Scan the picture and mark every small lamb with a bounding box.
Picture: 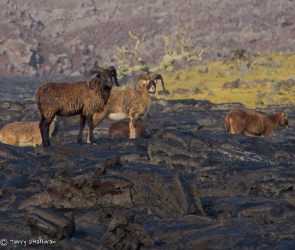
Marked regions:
[107,118,148,138]
[224,108,288,137]
[0,117,57,147]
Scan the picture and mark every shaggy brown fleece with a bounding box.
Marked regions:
[108,118,148,138]
[224,108,288,137]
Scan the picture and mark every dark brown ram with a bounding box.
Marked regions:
[35,66,119,146]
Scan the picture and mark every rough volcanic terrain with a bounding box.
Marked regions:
[2,1,295,248]
[1,77,295,249]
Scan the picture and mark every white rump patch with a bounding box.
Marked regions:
[108,112,128,121]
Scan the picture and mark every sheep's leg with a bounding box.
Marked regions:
[44,119,54,146]
[87,112,105,143]
[77,115,86,144]
[231,124,246,134]
[86,115,95,144]
[243,131,258,137]
[129,111,139,139]
[228,117,248,135]
[261,127,273,137]
[129,119,136,139]
[39,116,46,144]
[39,116,51,147]
[1,133,18,146]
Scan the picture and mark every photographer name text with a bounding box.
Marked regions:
[0,238,56,247]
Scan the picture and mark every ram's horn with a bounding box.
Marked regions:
[86,67,106,86]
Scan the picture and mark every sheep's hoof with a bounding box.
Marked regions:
[90,139,97,145]
[83,141,97,146]
[35,145,48,155]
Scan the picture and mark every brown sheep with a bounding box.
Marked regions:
[0,117,57,147]
[87,74,167,141]
[224,108,288,137]
[35,66,119,146]
[107,118,149,138]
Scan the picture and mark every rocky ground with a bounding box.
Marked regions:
[1,78,295,249]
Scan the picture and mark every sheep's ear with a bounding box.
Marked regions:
[135,80,147,90]
[139,80,148,86]
[281,112,286,116]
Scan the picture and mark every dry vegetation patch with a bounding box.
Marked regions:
[157,53,295,109]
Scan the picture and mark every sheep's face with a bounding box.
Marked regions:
[279,112,288,128]
[102,71,114,89]
[146,81,156,97]
[107,66,119,87]
[86,66,119,87]
[102,68,119,88]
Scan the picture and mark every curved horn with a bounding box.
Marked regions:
[134,74,150,90]
[152,74,167,91]
[86,67,105,86]
[107,66,120,86]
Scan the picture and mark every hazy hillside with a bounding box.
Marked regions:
[0,0,295,77]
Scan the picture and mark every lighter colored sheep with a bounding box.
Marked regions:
[0,117,57,147]
[87,74,166,141]
[224,108,288,137]
[35,66,119,146]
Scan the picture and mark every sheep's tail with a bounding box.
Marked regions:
[34,89,42,116]
[224,116,230,133]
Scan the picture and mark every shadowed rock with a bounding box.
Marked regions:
[25,206,75,240]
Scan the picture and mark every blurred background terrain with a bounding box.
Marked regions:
[1,0,295,108]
